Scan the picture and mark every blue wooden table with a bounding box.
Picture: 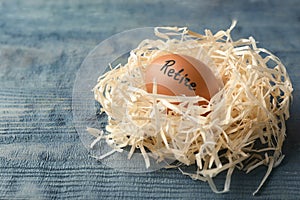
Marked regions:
[0,0,299,199]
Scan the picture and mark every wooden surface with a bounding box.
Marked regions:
[0,0,299,199]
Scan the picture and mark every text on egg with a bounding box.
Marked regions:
[160,60,197,91]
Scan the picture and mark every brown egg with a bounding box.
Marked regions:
[144,54,222,101]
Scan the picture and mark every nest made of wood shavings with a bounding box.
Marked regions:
[89,22,293,195]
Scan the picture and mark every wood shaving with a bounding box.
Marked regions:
[89,21,293,195]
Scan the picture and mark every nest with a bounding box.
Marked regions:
[89,21,293,195]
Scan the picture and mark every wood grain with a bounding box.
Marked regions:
[0,0,299,199]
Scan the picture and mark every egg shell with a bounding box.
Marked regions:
[144,54,222,100]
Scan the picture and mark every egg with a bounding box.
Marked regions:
[144,54,222,101]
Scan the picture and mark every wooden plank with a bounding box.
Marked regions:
[0,0,299,199]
